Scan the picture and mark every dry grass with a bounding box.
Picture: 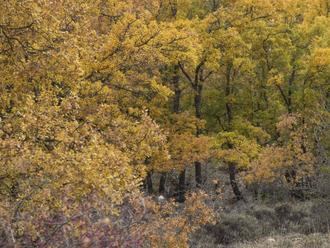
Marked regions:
[232,233,330,248]
[191,199,330,247]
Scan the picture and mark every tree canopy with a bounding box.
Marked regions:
[0,0,329,247]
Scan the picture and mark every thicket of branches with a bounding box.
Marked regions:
[0,0,329,247]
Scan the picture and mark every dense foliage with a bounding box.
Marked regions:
[0,0,329,247]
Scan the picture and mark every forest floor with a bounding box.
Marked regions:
[181,164,330,248]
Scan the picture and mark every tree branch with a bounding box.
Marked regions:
[178,62,194,86]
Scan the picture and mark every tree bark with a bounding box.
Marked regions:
[195,161,202,187]
[177,169,186,202]
[194,86,203,119]
[145,171,153,194]
[159,173,166,195]
[228,163,243,200]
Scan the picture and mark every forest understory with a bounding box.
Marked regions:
[185,165,330,247]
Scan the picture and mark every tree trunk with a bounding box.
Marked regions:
[145,171,153,194]
[195,161,202,188]
[225,65,243,200]
[194,86,202,119]
[178,62,206,189]
[172,65,189,198]
[159,173,166,195]
[287,68,295,114]
[228,163,243,200]
[177,169,186,202]
[194,85,203,187]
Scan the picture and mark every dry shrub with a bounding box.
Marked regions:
[0,191,215,248]
[207,214,261,244]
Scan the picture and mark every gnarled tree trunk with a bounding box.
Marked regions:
[228,163,243,200]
